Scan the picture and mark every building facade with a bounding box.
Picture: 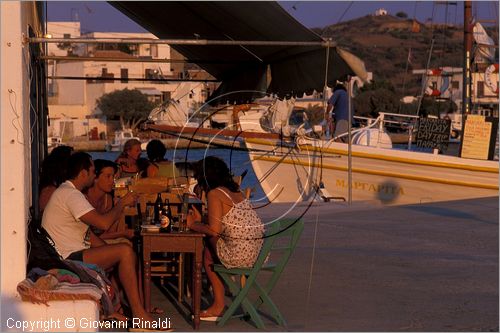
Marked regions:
[46,22,215,140]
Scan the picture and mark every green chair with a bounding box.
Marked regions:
[213,218,304,329]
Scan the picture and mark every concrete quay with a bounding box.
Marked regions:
[135,196,498,331]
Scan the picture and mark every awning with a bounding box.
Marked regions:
[110,1,367,104]
[137,87,162,96]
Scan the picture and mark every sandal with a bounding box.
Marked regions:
[199,308,224,322]
[149,306,164,315]
[104,311,129,322]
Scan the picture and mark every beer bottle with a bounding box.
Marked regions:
[160,199,172,233]
[153,193,163,224]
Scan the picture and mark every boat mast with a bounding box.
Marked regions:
[462,1,473,117]
[459,1,473,155]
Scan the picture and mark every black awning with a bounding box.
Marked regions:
[111,1,367,104]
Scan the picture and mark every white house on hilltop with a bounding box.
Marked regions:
[374,8,388,16]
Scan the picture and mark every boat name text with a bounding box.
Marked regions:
[335,179,405,195]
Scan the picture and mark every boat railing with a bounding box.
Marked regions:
[335,112,420,149]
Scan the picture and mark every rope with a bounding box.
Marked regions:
[304,203,320,330]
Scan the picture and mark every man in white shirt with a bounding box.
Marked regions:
[42,152,156,324]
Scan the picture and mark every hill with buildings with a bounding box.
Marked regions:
[312,14,495,96]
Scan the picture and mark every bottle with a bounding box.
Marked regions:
[160,200,172,233]
[153,193,163,225]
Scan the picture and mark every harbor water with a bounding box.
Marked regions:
[90,148,267,200]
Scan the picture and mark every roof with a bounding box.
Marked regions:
[110,1,367,104]
[93,50,134,58]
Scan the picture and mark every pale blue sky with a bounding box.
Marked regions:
[47,1,498,34]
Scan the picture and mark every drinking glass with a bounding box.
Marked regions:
[178,213,186,232]
[145,204,155,225]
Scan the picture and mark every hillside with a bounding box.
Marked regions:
[312,14,497,96]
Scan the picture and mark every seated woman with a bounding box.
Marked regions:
[85,159,134,244]
[115,138,142,178]
[39,145,74,212]
[85,159,165,317]
[186,156,265,321]
[145,139,180,178]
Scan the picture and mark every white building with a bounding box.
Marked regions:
[46,22,215,140]
[374,9,388,16]
[413,66,499,117]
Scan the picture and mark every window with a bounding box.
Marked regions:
[162,91,171,102]
[477,81,485,97]
[145,69,154,79]
[120,68,128,83]
[150,44,158,57]
[451,81,459,89]
[101,68,114,83]
[63,33,71,39]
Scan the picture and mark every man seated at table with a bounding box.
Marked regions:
[42,152,164,328]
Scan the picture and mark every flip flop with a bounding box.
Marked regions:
[198,309,224,322]
[149,306,164,315]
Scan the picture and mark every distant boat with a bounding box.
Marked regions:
[105,129,140,152]
[47,136,63,152]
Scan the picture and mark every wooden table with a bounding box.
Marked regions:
[141,230,205,329]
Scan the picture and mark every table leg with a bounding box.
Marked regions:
[193,246,202,329]
[143,249,151,313]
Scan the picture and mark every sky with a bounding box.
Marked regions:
[46,1,499,34]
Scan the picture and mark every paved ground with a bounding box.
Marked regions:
[147,196,498,332]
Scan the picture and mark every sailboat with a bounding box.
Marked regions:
[145,1,498,206]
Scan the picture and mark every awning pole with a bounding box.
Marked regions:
[28,37,337,47]
[41,55,247,64]
[319,39,331,187]
[347,76,353,205]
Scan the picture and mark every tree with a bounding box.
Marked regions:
[396,11,408,18]
[354,87,399,118]
[96,88,157,131]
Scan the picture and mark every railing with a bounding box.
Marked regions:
[334,112,420,149]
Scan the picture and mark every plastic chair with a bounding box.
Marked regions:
[213,218,304,328]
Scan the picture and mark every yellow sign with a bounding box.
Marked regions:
[461,115,492,160]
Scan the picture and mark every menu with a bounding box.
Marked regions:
[460,115,498,160]
[415,118,451,152]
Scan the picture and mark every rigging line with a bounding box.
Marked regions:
[438,2,450,68]
[256,146,295,183]
[398,50,411,114]
[416,39,435,116]
[429,2,436,41]
[304,200,320,330]
[223,34,263,63]
[336,1,354,25]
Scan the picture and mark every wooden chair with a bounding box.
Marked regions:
[213,218,304,328]
[135,189,185,302]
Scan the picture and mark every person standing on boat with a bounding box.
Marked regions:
[145,139,181,178]
[326,83,351,142]
[115,139,142,178]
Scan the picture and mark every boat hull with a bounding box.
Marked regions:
[245,138,498,205]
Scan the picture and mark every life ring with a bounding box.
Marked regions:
[424,68,450,97]
[427,68,442,76]
[484,63,499,95]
